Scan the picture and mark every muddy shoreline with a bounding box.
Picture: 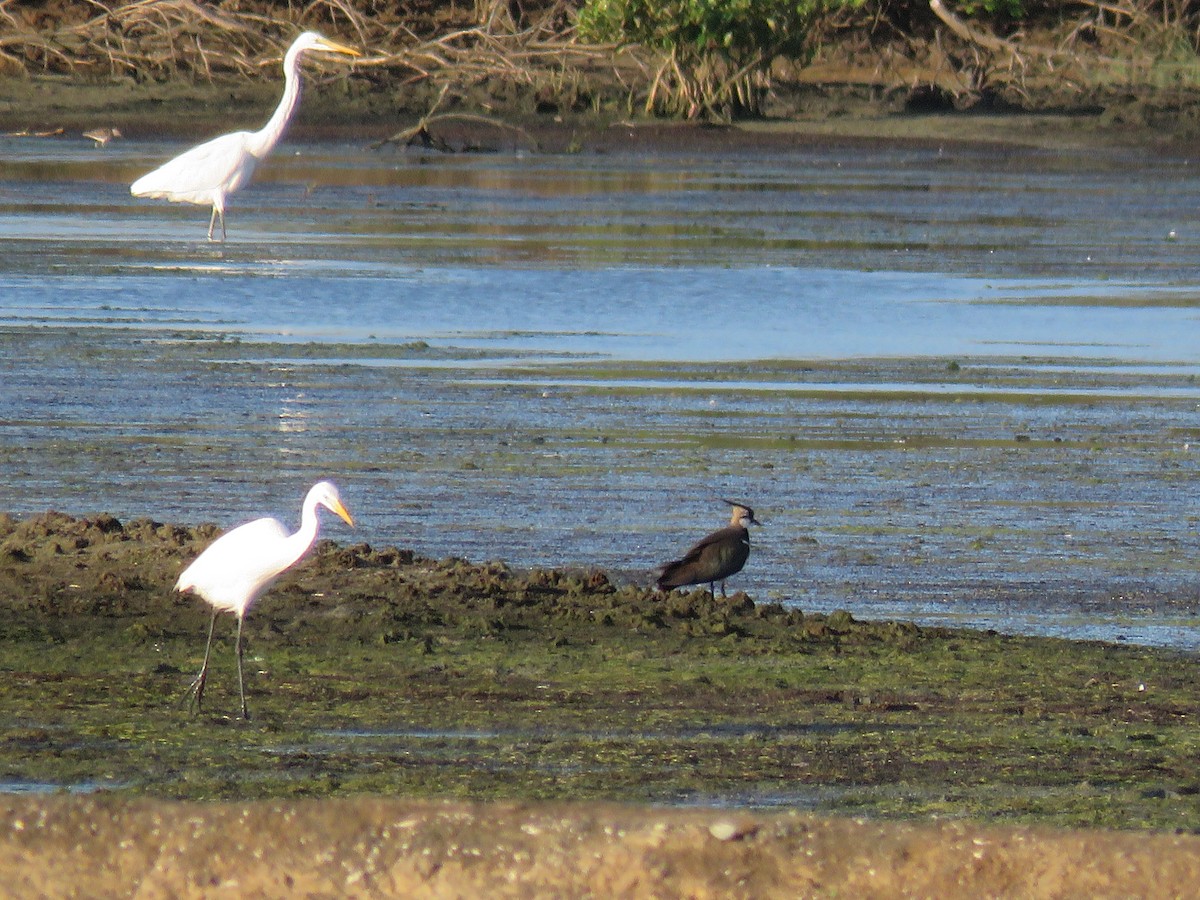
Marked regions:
[2,509,1200,892]
[4,72,1199,155]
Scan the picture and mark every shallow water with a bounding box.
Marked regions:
[2,130,1200,649]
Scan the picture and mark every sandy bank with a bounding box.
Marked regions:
[4,794,1200,898]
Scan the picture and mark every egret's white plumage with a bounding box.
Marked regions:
[130,31,360,241]
[176,480,354,718]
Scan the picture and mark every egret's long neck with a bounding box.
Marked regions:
[281,494,323,569]
[247,46,303,159]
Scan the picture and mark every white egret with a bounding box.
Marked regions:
[176,480,354,719]
[656,500,761,598]
[130,31,361,241]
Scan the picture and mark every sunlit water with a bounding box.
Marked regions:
[2,129,1200,650]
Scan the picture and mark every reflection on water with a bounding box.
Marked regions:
[0,779,126,795]
[1,133,1199,649]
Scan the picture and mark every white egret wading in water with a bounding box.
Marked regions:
[130,31,360,241]
[175,480,354,719]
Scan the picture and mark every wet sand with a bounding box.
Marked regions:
[4,794,1200,898]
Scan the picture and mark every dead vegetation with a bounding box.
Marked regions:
[1,0,1200,122]
[0,0,629,114]
[865,0,1200,112]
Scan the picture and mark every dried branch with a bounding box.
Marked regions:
[929,0,1016,53]
[370,81,540,151]
[931,0,1071,62]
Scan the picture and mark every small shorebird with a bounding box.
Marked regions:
[175,480,354,719]
[656,499,761,597]
[83,127,122,146]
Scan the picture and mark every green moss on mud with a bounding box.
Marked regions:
[1,511,1199,831]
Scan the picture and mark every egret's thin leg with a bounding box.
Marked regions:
[235,613,250,720]
[207,207,219,242]
[184,610,218,711]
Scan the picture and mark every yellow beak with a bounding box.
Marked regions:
[331,499,355,527]
[315,38,362,58]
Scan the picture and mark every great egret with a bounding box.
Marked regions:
[656,500,761,597]
[130,31,361,241]
[175,480,354,719]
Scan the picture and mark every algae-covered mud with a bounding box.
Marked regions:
[2,511,1200,834]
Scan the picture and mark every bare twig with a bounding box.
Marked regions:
[371,83,540,151]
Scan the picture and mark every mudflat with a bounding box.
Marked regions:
[1,511,1199,894]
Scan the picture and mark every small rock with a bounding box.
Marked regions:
[709,819,757,842]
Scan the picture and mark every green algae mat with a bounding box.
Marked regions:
[1,511,1198,832]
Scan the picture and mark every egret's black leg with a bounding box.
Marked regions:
[235,613,250,720]
[184,610,218,712]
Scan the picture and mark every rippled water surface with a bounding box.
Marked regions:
[2,129,1200,648]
